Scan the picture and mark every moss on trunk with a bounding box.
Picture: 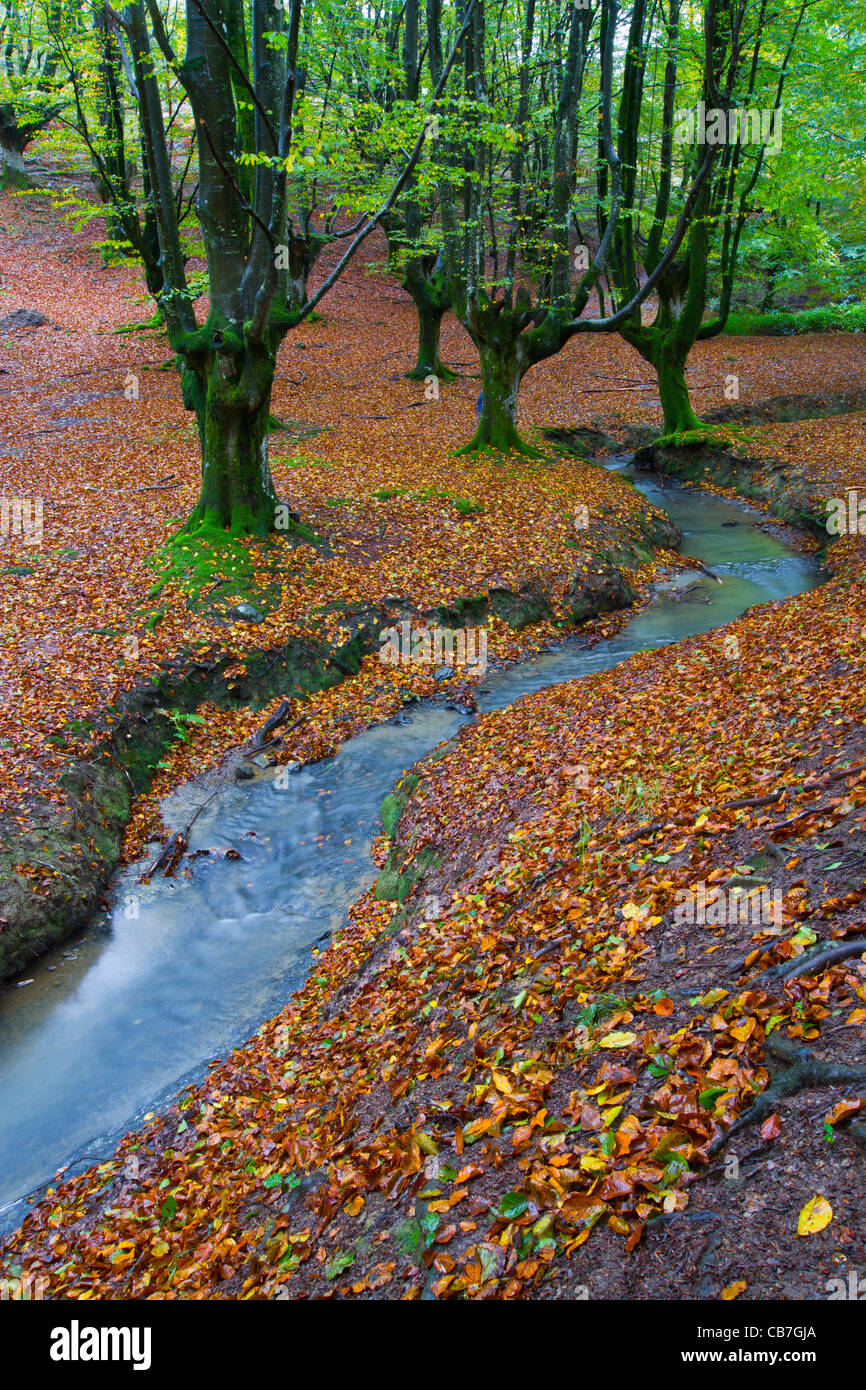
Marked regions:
[657,353,702,436]
[182,338,280,537]
[406,301,455,382]
[457,342,538,457]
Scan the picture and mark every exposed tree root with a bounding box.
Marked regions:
[709,1032,866,1157]
[753,938,866,986]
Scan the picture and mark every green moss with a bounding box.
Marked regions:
[149,523,255,600]
[654,425,743,451]
[373,866,405,901]
[379,793,403,837]
[453,497,484,517]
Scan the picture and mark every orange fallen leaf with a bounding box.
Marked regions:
[761,1112,781,1140]
[722,1280,747,1300]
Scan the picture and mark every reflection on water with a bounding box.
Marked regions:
[0,468,819,1215]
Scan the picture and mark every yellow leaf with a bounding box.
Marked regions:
[730,1017,756,1042]
[580,1154,607,1172]
[698,988,728,1007]
[722,1280,747,1300]
[825,1098,863,1126]
[797,1194,833,1236]
[599,1030,637,1048]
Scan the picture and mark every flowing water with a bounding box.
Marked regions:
[0,463,820,1225]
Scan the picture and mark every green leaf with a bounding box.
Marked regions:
[699,1086,728,1109]
[499,1191,529,1219]
[419,1209,440,1247]
[648,1057,672,1077]
[324,1251,355,1279]
[159,1195,177,1224]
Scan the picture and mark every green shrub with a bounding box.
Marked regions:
[724,303,866,337]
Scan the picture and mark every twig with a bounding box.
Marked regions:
[721,790,783,811]
[618,820,667,845]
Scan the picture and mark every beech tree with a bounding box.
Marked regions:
[426,0,723,454]
[0,0,67,182]
[383,0,456,381]
[61,0,469,537]
[602,0,809,435]
[313,0,457,381]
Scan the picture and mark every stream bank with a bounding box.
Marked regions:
[632,437,830,536]
[0,485,678,985]
[0,468,819,1229]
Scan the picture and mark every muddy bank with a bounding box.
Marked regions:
[632,437,829,537]
[598,386,866,462]
[0,609,379,982]
[0,502,678,984]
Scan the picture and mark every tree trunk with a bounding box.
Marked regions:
[402,256,455,381]
[628,326,703,437]
[184,345,279,535]
[458,339,537,455]
[407,298,453,381]
[656,350,701,436]
[93,0,129,246]
[283,229,326,316]
[0,134,28,185]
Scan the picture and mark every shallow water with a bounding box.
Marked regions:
[0,465,819,1218]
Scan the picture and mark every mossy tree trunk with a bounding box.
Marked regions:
[409,294,451,381]
[620,217,710,438]
[656,349,701,435]
[403,256,455,381]
[625,321,703,437]
[457,321,538,456]
[180,330,280,536]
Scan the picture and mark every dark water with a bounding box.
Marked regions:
[0,466,819,1222]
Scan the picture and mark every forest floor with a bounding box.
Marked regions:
[1,187,866,1300]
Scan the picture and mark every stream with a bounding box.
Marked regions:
[0,462,820,1227]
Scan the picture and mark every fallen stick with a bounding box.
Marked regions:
[249,704,304,751]
[618,820,668,845]
[721,790,784,811]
